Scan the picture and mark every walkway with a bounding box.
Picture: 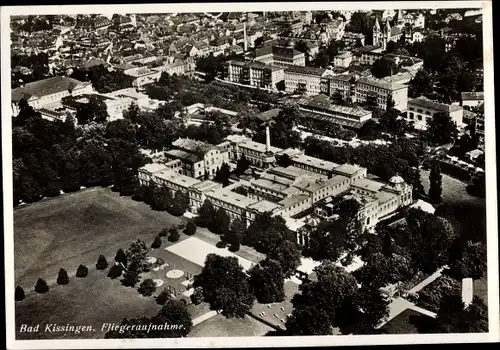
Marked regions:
[376,266,447,329]
[192,311,218,326]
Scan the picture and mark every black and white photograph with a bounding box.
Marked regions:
[2,1,498,349]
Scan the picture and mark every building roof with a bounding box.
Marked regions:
[352,178,385,193]
[292,153,339,172]
[357,76,407,91]
[140,162,170,174]
[461,91,484,101]
[172,138,214,155]
[208,189,258,209]
[297,94,372,118]
[12,76,91,102]
[409,97,463,113]
[165,149,202,164]
[333,164,365,176]
[247,200,283,213]
[284,65,326,76]
[155,169,201,188]
[256,108,281,122]
[279,193,310,208]
[191,180,222,193]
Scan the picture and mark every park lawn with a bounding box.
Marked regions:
[14,187,184,289]
[15,267,161,340]
[188,314,273,337]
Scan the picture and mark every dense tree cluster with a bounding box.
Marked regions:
[133,181,190,216]
[193,254,255,318]
[70,65,133,93]
[13,103,148,206]
[252,104,302,149]
[11,52,50,87]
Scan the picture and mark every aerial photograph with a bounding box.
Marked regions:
[7,5,491,342]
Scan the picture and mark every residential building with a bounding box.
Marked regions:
[254,43,306,67]
[188,180,223,212]
[11,76,94,115]
[406,97,464,130]
[461,91,484,108]
[284,66,331,96]
[151,59,189,76]
[354,76,409,111]
[226,134,282,167]
[333,52,354,68]
[224,60,285,90]
[294,94,373,129]
[123,66,162,88]
[342,32,366,48]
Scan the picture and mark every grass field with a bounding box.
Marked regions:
[188,314,273,337]
[380,309,420,334]
[14,188,183,289]
[15,267,161,340]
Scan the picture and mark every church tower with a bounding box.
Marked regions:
[382,18,391,50]
[373,17,381,47]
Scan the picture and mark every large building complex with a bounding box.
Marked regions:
[253,42,306,67]
[139,131,413,244]
[283,65,331,96]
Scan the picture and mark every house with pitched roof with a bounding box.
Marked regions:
[11,76,94,116]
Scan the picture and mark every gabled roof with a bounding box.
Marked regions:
[12,76,91,102]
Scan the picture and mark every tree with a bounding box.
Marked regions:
[432,294,488,333]
[246,213,295,254]
[152,185,173,211]
[75,95,110,125]
[196,199,216,228]
[267,240,301,278]
[138,278,157,296]
[122,269,141,287]
[184,221,197,235]
[447,241,487,280]
[276,153,293,168]
[286,262,358,335]
[151,235,162,249]
[429,161,443,204]
[417,275,462,313]
[371,57,399,79]
[191,286,204,305]
[57,268,69,285]
[235,155,250,176]
[214,163,231,187]
[76,264,88,278]
[126,240,149,273]
[168,228,180,242]
[123,102,140,124]
[150,300,193,337]
[193,254,255,318]
[15,286,25,301]
[214,208,230,236]
[249,259,286,304]
[409,69,435,99]
[426,112,458,145]
[156,288,172,305]
[170,190,190,216]
[107,265,123,279]
[96,255,108,270]
[35,278,49,293]
[356,252,414,290]
[115,248,127,266]
[225,217,245,247]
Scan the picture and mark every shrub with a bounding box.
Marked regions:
[115,248,127,265]
[228,243,240,252]
[15,286,25,301]
[57,268,69,285]
[158,228,169,237]
[121,269,140,287]
[216,240,228,248]
[96,255,108,270]
[184,221,197,235]
[155,257,166,267]
[138,278,157,296]
[151,235,162,249]
[107,264,123,279]
[168,229,180,242]
[156,287,172,305]
[76,264,88,278]
[35,278,49,294]
[191,287,204,305]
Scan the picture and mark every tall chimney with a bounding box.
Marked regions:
[265,125,271,152]
[243,22,248,51]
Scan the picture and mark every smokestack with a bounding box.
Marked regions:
[243,22,248,51]
[265,125,271,152]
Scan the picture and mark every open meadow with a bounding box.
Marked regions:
[14,187,183,290]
